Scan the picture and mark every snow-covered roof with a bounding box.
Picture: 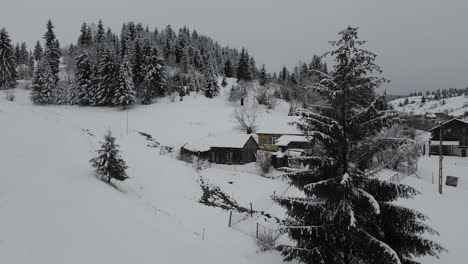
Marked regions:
[256,116,302,135]
[182,134,256,152]
[430,140,459,146]
[274,135,308,146]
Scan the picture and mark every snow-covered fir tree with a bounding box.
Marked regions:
[42,20,60,84]
[131,39,145,88]
[274,26,445,264]
[224,59,234,78]
[90,130,129,183]
[259,64,268,86]
[203,61,219,98]
[95,49,119,106]
[30,59,55,104]
[237,48,252,81]
[0,28,17,88]
[33,40,43,61]
[75,52,95,105]
[142,48,166,104]
[113,56,136,108]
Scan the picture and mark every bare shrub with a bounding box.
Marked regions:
[229,80,250,106]
[253,84,269,105]
[255,150,272,174]
[192,156,208,171]
[234,105,258,134]
[257,226,280,251]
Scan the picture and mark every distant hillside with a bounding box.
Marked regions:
[390,94,468,116]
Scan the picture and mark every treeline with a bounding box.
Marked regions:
[409,87,468,99]
[31,19,261,106]
[1,19,263,105]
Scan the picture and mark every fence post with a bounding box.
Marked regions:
[432,172,434,184]
[228,211,232,227]
[250,203,253,218]
[256,223,259,239]
[202,228,205,240]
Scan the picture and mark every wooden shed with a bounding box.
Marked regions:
[180,134,259,164]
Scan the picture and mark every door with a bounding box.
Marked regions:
[462,149,467,157]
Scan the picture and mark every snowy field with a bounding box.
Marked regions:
[1,80,467,263]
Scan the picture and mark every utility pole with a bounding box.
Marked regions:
[439,126,443,194]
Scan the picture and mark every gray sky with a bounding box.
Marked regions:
[1,0,467,94]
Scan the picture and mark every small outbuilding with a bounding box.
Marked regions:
[180,134,259,164]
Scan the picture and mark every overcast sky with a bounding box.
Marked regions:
[1,0,467,94]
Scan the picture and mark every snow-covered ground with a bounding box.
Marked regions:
[390,94,468,116]
[1,80,467,263]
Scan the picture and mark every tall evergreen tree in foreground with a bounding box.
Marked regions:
[274,26,445,264]
[90,130,129,183]
[113,56,136,108]
[0,28,17,88]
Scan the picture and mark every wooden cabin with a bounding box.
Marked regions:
[429,118,468,156]
[180,134,259,164]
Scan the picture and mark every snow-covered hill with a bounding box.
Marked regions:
[1,80,467,263]
[390,94,468,116]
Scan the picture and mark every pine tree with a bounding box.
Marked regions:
[203,62,219,98]
[113,56,136,108]
[90,130,129,183]
[237,48,252,81]
[274,26,445,264]
[142,48,166,104]
[131,39,145,88]
[0,28,17,88]
[78,22,93,50]
[95,49,119,106]
[75,52,95,105]
[224,59,234,77]
[259,64,267,86]
[33,40,43,61]
[30,59,55,104]
[43,20,60,84]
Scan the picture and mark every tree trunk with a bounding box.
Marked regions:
[240,98,244,106]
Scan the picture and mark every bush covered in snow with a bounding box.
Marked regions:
[255,150,272,175]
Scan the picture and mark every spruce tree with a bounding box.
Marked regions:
[90,130,129,183]
[259,64,267,86]
[237,48,252,81]
[95,49,119,106]
[78,22,93,50]
[203,63,219,98]
[274,26,445,264]
[33,40,43,61]
[142,48,166,104]
[43,20,60,83]
[132,39,145,88]
[75,52,95,105]
[30,59,55,104]
[224,59,234,77]
[113,56,136,108]
[0,28,17,88]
